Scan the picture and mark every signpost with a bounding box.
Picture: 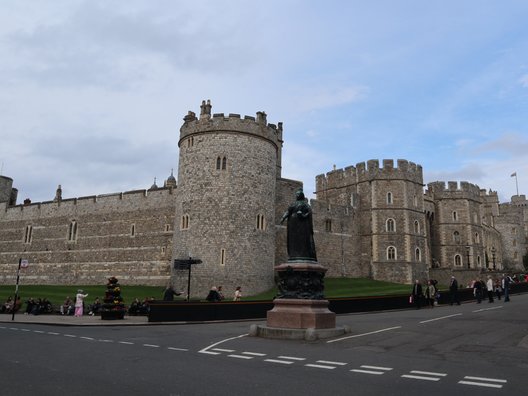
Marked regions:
[174,257,202,301]
[12,258,28,321]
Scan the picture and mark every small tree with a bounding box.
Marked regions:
[101,276,126,320]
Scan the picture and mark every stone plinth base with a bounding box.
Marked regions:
[266,298,336,329]
[249,324,349,341]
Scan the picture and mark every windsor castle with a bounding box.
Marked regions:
[1,101,527,296]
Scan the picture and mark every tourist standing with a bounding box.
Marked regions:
[411,280,423,309]
[233,286,242,302]
[486,276,494,303]
[449,276,460,305]
[74,290,88,317]
[424,280,436,308]
[473,278,483,303]
[502,274,511,302]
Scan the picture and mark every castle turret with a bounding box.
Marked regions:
[172,101,284,295]
[0,175,17,206]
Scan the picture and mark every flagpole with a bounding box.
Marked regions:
[511,172,519,196]
[12,258,22,321]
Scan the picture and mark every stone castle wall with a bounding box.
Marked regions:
[0,188,176,285]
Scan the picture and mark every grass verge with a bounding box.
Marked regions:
[0,278,412,310]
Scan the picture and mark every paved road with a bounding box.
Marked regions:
[1,294,527,395]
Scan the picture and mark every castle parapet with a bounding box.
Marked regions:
[180,100,283,148]
[3,187,175,218]
[356,159,423,184]
[426,180,483,201]
[315,159,423,194]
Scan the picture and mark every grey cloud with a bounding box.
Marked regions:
[6,1,261,89]
[474,133,528,157]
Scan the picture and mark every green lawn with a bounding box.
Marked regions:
[0,284,169,310]
[0,278,413,311]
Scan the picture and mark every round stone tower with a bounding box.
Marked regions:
[172,100,283,297]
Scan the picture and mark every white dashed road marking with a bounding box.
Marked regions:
[212,348,235,353]
[327,326,402,343]
[458,376,507,389]
[419,314,462,324]
[167,347,188,351]
[242,352,266,357]
[228,354,254,359]
[143,344,160,348]
[401,370,447,381]
[264,359,295,365]
[351,365,393,375]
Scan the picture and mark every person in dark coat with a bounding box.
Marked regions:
[411,279,423,309]
[473,278,483,303]
[449,276,460,305]
[205,286,221,302]
[163,286,181,301]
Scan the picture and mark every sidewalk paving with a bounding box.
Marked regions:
[0,313,150,326]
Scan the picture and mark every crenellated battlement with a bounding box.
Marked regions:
[179,100,283,148]
[425,180,483,201]
[1,186,175,219]
[315,159,423,193]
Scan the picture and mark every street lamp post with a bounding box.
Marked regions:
[465,245,471,269]
[491,247,496,270]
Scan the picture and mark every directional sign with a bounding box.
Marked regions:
[174,259,202,270]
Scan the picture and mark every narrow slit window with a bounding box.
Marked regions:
[24,225,33,244]
[256,214,266,230]
[68,221,78,241]
[220,248,226,266]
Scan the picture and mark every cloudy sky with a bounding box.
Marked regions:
[1,0,528,203]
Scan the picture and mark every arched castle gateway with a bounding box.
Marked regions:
[0,101,526,295]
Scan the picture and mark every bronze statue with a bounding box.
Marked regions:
[280,188,317,262]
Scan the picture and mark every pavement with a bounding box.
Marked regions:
[0,313,150,326]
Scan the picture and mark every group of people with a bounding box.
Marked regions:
[60,291,100,317]
[0,296,21,314]
[206,285,242,302]
[410,279,440,309]
[470,274,513,303]
[24,297,53,315]
[128,297,155,315]
[411,273,515,309]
